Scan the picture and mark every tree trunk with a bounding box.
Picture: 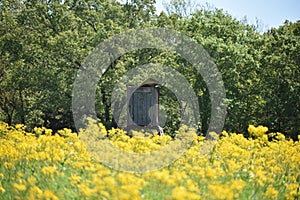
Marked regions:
[18,90,25,124]
[101,88,110,124]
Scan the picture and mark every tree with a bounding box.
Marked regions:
[163,0,199,17]
[1,0,299,138]
[260,21,300,139]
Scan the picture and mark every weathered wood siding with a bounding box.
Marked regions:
[127,86,158,127]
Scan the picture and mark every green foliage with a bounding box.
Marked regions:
[259,21,300,138]
[0,0,299,138]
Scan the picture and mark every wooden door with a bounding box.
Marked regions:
[128,86,158,127]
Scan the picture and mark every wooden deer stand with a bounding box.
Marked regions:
[126,78,163,135]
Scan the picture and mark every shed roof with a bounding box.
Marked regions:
[141,78,160,86]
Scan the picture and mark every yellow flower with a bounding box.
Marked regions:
[43,190,59,200]
[41,166,57,176]
[169,186,200,200]
[221,130,229,137]
[77,183,94,197]
[27,176,36,186]
[208,184,234,200]
[4,162,14,169]
[285,183,299,199]
[100,191,110,198]
[13,183,27,191]
[103,176,116,186]
[1,121,300,199]
[15,124,26,131]
[118,192,132,200]
[69,175,82,185]
[230,180,246,198]
[206,167,217,179]
[17,172,23,178]
[57,128,73,137]
[186,179,199,192]
[34,127,53,136]
[0,182,5,193]
[248,125,268,138]
[263,186,279,199]
[275,132,285,141]
[28,186,43,200]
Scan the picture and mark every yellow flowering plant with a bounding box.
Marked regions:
[0,122,299,199]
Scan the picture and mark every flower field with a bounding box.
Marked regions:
[0,122,299,200]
